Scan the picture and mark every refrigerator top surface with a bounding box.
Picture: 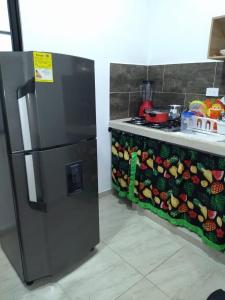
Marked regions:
[0,52,96,153]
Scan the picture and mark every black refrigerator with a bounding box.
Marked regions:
[0,51,99,284]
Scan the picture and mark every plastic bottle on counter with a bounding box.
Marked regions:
[181,111,194,132]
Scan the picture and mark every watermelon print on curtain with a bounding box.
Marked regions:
[111,129,225,251]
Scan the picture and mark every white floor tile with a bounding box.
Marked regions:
[1,193,225,300]
[58,245,142,300]
[99,195,140,243]
[147,245,225,300]
[0,252,29,300]
[20,284,70,300]
[107,215,183,275]
[117,278,170,300]
[0,251,69,300]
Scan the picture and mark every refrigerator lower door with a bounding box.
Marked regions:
[11,139,99,282]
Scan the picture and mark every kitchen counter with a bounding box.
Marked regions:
[109,118,225,157]
[110,125,225,251]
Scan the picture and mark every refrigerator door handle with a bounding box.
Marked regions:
[18,95,32,151]
[25,154,37,203]
[17,79,35,151]
[24,153,46,211]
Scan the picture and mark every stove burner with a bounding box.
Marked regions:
[126,117,147,125]
[146,122,165,129]
[125,117,181,131]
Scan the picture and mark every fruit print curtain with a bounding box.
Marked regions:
[111,129,225,251]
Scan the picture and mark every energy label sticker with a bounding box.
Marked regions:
[33,52,54,83]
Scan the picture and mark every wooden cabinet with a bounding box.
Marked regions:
[208,15,225,60]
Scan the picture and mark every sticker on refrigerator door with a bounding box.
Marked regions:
[33,52,54,83]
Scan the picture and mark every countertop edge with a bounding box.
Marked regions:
[109,119,225,157]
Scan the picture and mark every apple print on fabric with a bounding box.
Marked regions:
[111,129,225,250]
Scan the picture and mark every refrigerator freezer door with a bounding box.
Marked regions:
[0,52,96,153]
[11,139,99,281]
[0,52,27,152]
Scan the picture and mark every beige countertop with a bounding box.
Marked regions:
[109,118,225,156]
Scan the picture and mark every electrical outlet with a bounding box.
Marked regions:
[206,87,219,97]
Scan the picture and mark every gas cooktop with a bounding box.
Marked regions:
[125,117,181,132]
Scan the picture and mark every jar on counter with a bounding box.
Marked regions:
[181,111,194,132]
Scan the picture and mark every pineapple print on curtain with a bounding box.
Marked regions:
[111,129,225,251]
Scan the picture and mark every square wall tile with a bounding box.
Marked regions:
[110,63,147,92]
[129,92,142,117]
[163,63,216,94]
[110,93,129,120]
[214,62,225,95]
[153,92,185,109]
[148,65,164,92]
[185,93,206,109]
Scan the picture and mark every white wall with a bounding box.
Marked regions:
[147,0,225,65]
[19,0,225,192]
[19,0,149,193]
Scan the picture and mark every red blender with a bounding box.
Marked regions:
[138,80,154,117]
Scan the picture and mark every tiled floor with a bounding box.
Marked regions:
[1,194,225,300]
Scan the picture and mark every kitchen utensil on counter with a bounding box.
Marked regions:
[209,107,222,119]
[126,117,148,125]
[144,109,169,123]
[138,80,154,117]
[189,100,208,117]
[213,100,225,111]
[181,111,194,132]
[203,99,213,109]
[168,104,182,119]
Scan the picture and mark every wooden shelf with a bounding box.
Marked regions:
[209,55,225,60]
[208,15,225,60]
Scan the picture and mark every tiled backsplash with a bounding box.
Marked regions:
[110,63,147,120]
[110,62,225,120]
